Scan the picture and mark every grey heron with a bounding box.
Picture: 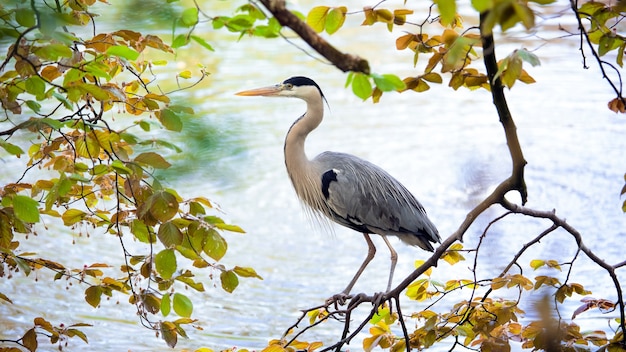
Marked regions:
[236,76,440,296]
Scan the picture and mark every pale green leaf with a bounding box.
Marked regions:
[106,45,140,61]
[173,293,193,317]
[0,140,24,156]
[190,35,214,51]
[325,7,347,34]
[161,293,171,316]
[180,7,199,27]
[155,249,177,280]
[472,0,493,12]
[515,48,541,66]
[203,229,227,261]
[351,73,372,100]
[13,195,40,223]
[437,0,457,26]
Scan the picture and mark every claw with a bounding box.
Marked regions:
[325,293,352,309]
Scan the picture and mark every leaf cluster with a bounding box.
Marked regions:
[0,0,260,349]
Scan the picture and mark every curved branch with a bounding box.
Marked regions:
[501,199,626,342]
[256,0,370,74]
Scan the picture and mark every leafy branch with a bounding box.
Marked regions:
[258,2,626,351]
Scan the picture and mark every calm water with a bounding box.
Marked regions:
[1,1,625,351]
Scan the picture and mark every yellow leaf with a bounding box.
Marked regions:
[396,33,415,50]
[530,259,545,270]
[306,6,330,33]
[518,69,536,84]
[62,208,86,226]
[178,70,192,79]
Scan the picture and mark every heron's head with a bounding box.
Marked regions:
[236,76,327,104]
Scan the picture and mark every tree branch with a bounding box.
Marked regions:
[479,11,528,205]
[501,199,626,343]
[257,0,370,74]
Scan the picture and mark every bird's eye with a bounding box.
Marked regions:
[284,83,293,90]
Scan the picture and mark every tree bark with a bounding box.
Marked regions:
[258,0,370,74]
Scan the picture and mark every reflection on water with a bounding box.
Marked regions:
[155,111,249,189]
[1,0,625,351]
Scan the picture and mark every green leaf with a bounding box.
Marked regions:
[13,195,40,223]
[111,160,133,174]
[306,6,330,33]
[203,229,227,261]
[436,0,457,26]
[190,35,214,51]
[34,43,73,61]
[78,83,110,101]
[16,8,37,27]
[131,219,154,243]
[214,222,245,233]
[63,68,85,85]
[180,7,199,27]
[106,45,140,61]
[155,249,177,280]
[617,41,625,68]
[25,76,46,100]
[148,190,179,223]
[325,7,347,35]
[161,293,171,316]
[515,48,541,66]
[220,270,239,293]
[372,73,406,92]
[172,34,189,49]
[158,221,183,247]
[351,73,373,100]
[598,34,617,57]
[472,0,493,12]
[134,152,172,169]
[233,266,263,279]
[23,101,42,115]
[172,293,193,317]
[158,108,183,132]
[0,140,24,156]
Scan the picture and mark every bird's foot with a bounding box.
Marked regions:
[325,292,353,308]
[371,291,387,310]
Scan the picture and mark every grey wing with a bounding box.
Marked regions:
[314,152,440,251]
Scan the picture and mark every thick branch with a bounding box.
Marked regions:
[257,0,370,74]
[479,12,528,204]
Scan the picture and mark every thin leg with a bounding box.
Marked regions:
[341,233,376,295]
[381,235,398,292]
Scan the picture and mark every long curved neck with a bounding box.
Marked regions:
[284,95,324,198]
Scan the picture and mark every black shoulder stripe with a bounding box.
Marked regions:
[321,169,338,199]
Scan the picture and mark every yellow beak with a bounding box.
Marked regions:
[235,85,283,97]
